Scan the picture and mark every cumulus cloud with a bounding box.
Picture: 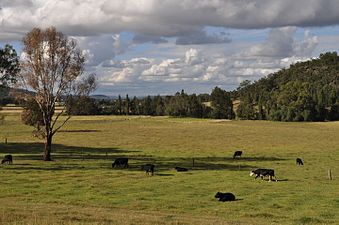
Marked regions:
[245,27,318,57]
[75,34,131,66]
[0,0,327,95]
[1,0,339,40]
[95,27,318,95]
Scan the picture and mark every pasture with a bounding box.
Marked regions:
[0,114,338,225]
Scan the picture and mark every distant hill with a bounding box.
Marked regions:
[235,52,339,121]
[90,95,112,100]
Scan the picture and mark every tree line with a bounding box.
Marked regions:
[66,87,235,119]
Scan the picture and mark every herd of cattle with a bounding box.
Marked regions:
[1,151,304,202]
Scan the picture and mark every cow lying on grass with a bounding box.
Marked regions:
[175,167,188,172]
[296,158,304,165]
[215,192,236,202]
[1,155,12,164]
[112,158,129,168]
[233,150,242,159]
[141,164,155,176]
[250,169,277,182]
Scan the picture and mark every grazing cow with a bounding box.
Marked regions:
[175,166,188,172]
[1,155,13,164]
[112,158,129,168]
[215,192,236,202]
[233,150,242,159]
[250,169,277,182]
[296,158,304,165]
[141,164,155,176]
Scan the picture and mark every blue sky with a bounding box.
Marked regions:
[1,0,339,96]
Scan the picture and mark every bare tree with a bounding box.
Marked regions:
[15,27,96,161]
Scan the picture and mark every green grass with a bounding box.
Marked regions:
[0,114,338,224]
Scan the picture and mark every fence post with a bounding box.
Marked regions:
[328,169,332,180]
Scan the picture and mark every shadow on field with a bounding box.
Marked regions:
[59,129,100,133]
[0,142,138,161]
[126,156,287,172]
[0,143,286,172]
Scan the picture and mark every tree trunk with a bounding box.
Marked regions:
[44,134,53,161]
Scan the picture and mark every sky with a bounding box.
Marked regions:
[1,0,339,96]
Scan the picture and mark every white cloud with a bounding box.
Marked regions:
[74,34,131,66]
[0,0,330,95]
[244,27,318,58]
[94,27,318,95]
[185,48,203,65]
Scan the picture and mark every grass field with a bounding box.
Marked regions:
[0,114,338,225]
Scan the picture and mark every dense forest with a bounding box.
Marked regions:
[1,51,339,121]
[236,52,339,121]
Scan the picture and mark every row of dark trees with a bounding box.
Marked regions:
[66,87,235,119]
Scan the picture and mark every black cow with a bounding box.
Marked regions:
[215,192,236,202]
[175,166,188,172]
[112,158,129,168]
[141,164,155,176]
[233,150,242,159]
[1,155,13,164]
[296,158,304,165]
[250,168,277,182]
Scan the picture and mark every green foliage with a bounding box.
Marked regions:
[237,52,339,121]
[0,44,19,86]
[0,114,3,125]
[66,96,100,115]
[21,99,45,128]
[211,87,235,119]
[21,99,45,138]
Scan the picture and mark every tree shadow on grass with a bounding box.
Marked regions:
[220,156,286,162]
[59,129,101,133]
[0,143,287,172]
[125,155,287,172]
[0,142,138,161]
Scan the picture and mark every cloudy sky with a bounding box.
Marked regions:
[1,0,339,96]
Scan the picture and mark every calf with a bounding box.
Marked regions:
[233,150,242,159]
[296,158,304,165]
[141,164,155,176]
[175,166,188,172]
[1,155,12,164]
[250,168,277,182]
[112,158,129,168]
[215,192,236,202]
